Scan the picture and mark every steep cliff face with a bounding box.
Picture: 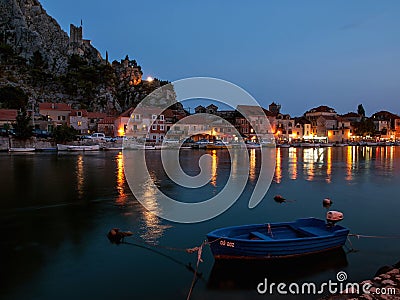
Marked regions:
[0,0,169,115]
[0,0,70,73]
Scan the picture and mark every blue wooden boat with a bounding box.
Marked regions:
[206,217,349,259]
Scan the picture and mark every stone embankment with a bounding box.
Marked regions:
[0,137,122,151]
[0,137,53,150]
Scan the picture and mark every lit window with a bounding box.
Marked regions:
[78,121,82,127]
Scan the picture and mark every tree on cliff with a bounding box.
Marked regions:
[13,109,33,139]
[0,86,28,109]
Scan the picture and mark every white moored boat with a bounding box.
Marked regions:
[57,144,100,151]
[9,148,36,152]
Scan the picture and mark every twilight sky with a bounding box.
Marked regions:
[40,0,400,117]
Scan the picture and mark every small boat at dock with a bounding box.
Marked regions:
[57,144,100,151]
[206,140,231,150]
[207,215,349,260]
[9,147,36,152]
[245,142,261,149]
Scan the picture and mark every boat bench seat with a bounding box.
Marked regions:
[296,226,327,237]
[250,231,273,240]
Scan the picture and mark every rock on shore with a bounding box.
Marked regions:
[324,263,400,300]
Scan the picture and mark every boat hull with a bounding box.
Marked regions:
[207,218,349,260]
[9,148,36,152]
[57,144,100,151]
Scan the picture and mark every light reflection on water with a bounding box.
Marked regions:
[140,176,171,244]
[274,146,398,184]
[76,154,84,199]
[210,150,217,187]
[115,151,128,205]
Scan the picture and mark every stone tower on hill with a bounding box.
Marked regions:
[67,22,103,62]
[69,24,83,44]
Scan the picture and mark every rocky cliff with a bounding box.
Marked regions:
[0,0,70,73]
[0,0,170,115]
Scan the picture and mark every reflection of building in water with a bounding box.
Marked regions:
[326,147,332,183]
[288,147,298,180]
[140,177,170,244]
[211,150,218,187]
[141,178,170,244]
[116,152,127,205]
[76,155,84,199]
[303,148,315,181]
[275,148,282,183]
[346,146,353,181]
[249,149,257,182]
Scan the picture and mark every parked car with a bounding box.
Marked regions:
[86,133,107,141]
[196,139,212,145]
[163,138,180,144]
[0,128,9,137]
[91,133,106,139]
[104,136,117,142]
[32,129,52,138]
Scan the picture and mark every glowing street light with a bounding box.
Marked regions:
[146,76,154,82]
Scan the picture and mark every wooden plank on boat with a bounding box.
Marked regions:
[250,231,273,240]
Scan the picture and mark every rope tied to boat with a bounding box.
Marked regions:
[186,240,206,300]
[107,229,225,300]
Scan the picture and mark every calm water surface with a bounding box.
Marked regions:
[1,146,400,300]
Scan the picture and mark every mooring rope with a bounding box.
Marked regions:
[111,232,224,300]
[349,233,400,239]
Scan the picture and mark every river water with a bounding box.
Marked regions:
[1,146,399,299]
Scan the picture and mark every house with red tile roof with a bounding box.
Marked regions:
[38,103,71,126]
[0,109,18,127]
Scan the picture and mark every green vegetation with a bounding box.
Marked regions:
[354,118,376,137]
[0,86,28,109]
[52,124,78,143]
[13,109,33,139]
[357,104,366,118]
[59,54,116,104]
[29,51,50,86]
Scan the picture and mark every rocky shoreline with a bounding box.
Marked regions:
[325,262,400,300]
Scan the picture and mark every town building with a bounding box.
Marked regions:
[87,112,107,132]
[236,105,275,142]
[372,111,400,140]
[69,110,89,134]
[98,117,116,137]
[0,109,18,128]
[38,103,71,131]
